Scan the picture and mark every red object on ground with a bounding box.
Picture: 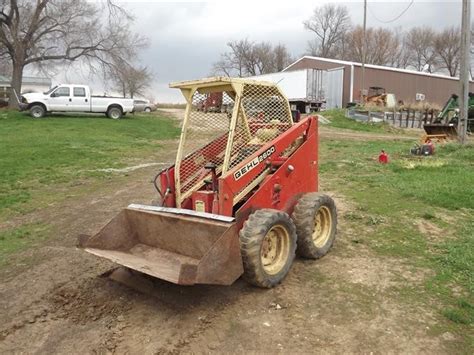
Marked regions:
[378,150,389,164]
[425,139,435,154]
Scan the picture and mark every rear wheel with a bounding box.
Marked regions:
[30,104,46,118]
[239,209,296,288]
[107,106,122,119]
[144,107,151,113]
[293,193,337,259]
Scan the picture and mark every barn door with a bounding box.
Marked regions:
[325,67,344,109]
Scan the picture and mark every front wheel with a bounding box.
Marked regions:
[107,106,122,120]
[144,107,151,113]
[30,104,46,118]
[293,193,337,259]
[239,209,296,288]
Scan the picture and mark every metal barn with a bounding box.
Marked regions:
[283,56,474,107]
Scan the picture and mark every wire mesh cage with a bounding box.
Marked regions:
[177,91,235,201]
[173,78,293,206]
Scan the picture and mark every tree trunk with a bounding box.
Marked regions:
[8,60,24,109]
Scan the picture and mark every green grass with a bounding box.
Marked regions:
[0,110,180,217]
[0,223,50,265]
[323,108,400,133]
[319,138,474,346]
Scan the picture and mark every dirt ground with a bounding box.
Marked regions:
[0,117,459,354]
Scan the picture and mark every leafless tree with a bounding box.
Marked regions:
[212,40,293,77]
[303,4,351,58]
[434,26,461,77]
[0,0,147,107]
[405,27,438,73]
[212,39,253,77]
[273,43,293,71]
[109,59,152,98]
[389,28,411,69]
[343,26,401,66]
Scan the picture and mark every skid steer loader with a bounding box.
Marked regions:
[78,77,338,288]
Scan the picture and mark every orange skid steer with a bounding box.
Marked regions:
[79,77,337,288]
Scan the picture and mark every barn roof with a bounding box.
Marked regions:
[284,56,469,82]
[0,76,51,86]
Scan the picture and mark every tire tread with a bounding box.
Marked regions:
[239,209,296,288]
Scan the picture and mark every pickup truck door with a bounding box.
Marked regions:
[48,87,71,110]
[69,86,90,112]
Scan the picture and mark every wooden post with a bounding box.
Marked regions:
[459,0,471,144]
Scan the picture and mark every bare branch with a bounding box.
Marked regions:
[303,4,351,58]
[212,39,293,77]
[0,0,148,107]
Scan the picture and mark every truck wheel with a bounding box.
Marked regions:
[144,107,151,113]
[107,106,122,119]
[239,209,296,288]
[293,193,337,259]
[30,104,46,118]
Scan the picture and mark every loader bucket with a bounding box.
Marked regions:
[423,124,458,139]
[78,204,243,286]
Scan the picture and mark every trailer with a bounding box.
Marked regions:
[249,68,344,113]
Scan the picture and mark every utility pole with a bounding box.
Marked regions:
[459,0,471,144]
[361,0,367,102]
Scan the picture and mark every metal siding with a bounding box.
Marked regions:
[324,68,344,108]
[353,66,474,105]
[285,58,350,106]
[286,57,474,107]
[249,69,326,102]
[248,70,308,99]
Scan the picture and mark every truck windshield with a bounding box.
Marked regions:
[44,85,59,95]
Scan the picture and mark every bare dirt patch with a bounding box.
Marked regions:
[0,126,462,354]
[417,219,446,241]
[0,174,457,354]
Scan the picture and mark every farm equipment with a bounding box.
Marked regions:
[196,92,224,113]
[422,93,474,142]
[78,77,337,288]
[363,86,396,108]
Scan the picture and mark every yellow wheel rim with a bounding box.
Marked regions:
[312,206,332,248]
[260,224,290,275]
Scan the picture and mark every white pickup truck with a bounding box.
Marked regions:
[20,84,134,119]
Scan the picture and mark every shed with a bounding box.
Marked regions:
[283,56,474,107]
[0,75,52,100]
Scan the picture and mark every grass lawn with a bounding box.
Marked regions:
[0,108,472,347]
[323,108,406,134]
[319,136,474,347]
[0,110,180,218]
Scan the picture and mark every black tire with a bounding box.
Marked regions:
[239,209,296,288]
[30,104,46,118]
[144,107,151,113]
[293,193,337,259]
[107,106,122,120]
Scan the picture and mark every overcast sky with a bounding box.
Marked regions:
[51,0,466,102]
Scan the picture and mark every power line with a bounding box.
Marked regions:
[368,0,414,24]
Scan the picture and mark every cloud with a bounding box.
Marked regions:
[50,1,464,102]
